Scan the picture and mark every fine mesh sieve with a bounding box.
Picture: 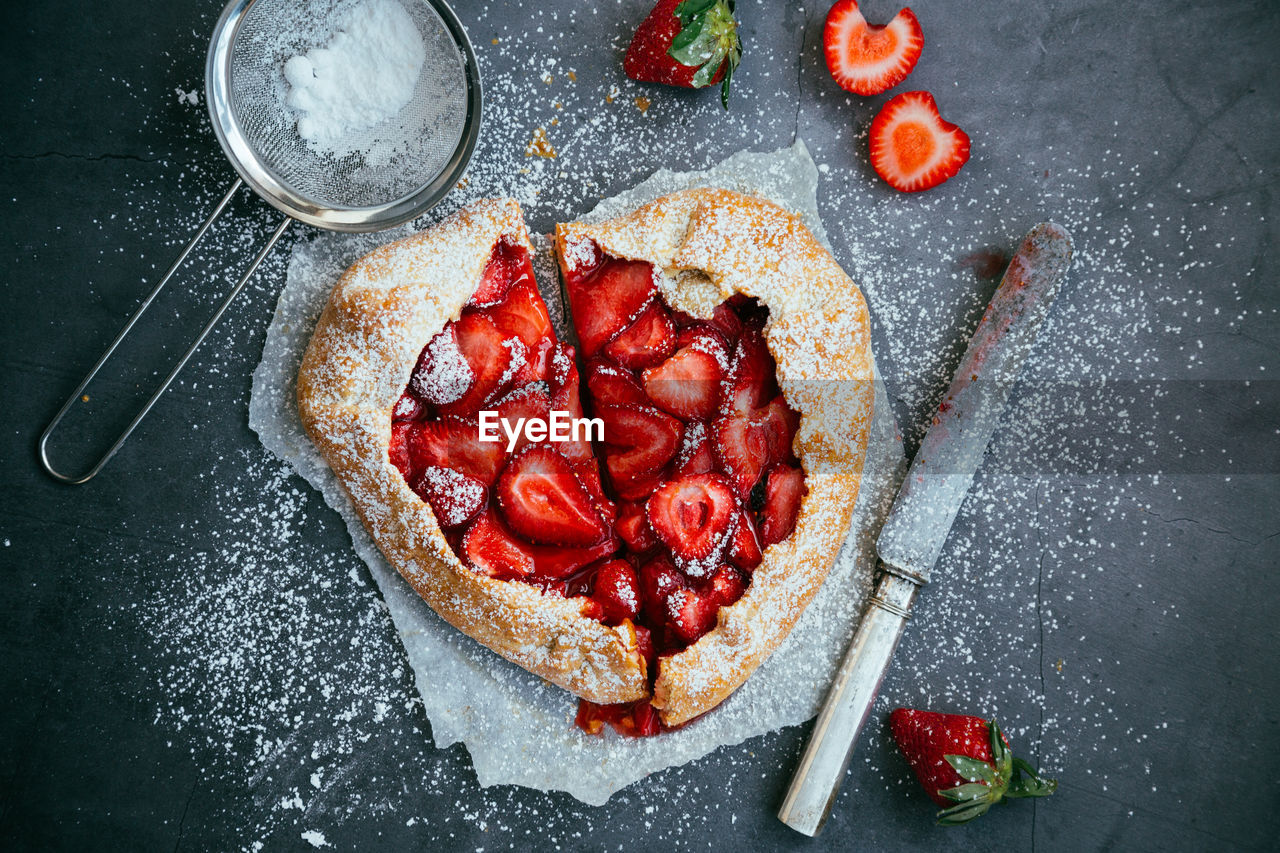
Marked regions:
[211,0,479,229]
[40,0,481,483]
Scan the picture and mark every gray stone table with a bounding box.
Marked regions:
[2,0,1276,849]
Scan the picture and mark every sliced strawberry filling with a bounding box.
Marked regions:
[388,238,809,739]
[561,245,808,738]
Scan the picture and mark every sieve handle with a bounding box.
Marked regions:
[38,179,291,484]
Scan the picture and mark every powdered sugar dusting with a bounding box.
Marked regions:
[283,0,426,153]
[86,9,1261,842]
[497,336,527,387]
[418,465,485,527]
[251,143,902,805]
[410,326,472,404]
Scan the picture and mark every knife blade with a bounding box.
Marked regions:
[778,222,1074,836]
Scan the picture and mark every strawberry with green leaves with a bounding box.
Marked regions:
[888,708,1057,825]
[624,0,743,109]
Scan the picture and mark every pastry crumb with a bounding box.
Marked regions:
[525,126,556,158]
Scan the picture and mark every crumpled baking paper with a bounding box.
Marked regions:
[249,140,904,805]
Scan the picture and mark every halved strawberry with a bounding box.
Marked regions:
[597,405,683,484]
[496,446,609,547]
[611,468,667,503]
[592,559,641,624]
[823,1,923,96]
[491,383,552,456]
[646,473,735,570]
[706,564,746,607]
[761,463,805,545]
[604,300,677,369]
[389,421,413,474]
[468,239,528,307]
[586,359,649,409]
[565,257,657,356]
[723,326,777,415]
[642,332,726,421]
[464,508,614,580]
[527,535,618,580]
[633,623,656,670]
[437,313,516,417]
[549,562,596,599]
[706,302,743,346]
[571,459,617,523]
[617,500,659,553]
[547,342,577,391]
[392,391,425,422]
[639,555,685,622]
[666,587,718,644]
[673,420,715,478]
[712,414,769,498]
[486,276,553,349]
[506,337,554,388]
[550,364,595,462]
[409,324,475,408]
[463,508,536,580]
[414,465,487,529]
[755,394,801,465]
[726,508,762,570]
[869,90,970,193]
[577,597,606,622]
[407,419,507,486]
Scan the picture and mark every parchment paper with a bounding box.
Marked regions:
[249,141,903,805]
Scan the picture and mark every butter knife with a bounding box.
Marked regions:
[778,222,1074,836]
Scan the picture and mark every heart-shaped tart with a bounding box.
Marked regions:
[298,190,874,738]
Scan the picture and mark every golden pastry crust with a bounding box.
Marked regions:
[299,190,873,729]
[298,198,648,706]
[555,188,874,725]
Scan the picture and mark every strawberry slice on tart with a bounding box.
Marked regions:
[497,445,610,548]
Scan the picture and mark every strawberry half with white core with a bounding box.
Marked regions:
[889,709,1057,824]
[869,90,971,193]
[646,472,736,573]
[624,0,743,109]
[823,1,923,96]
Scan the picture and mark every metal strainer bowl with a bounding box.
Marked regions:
[39,0,482,483]
[209,0,480,231]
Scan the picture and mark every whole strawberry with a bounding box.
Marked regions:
[624,0,742,109]
[888,708,1056,825]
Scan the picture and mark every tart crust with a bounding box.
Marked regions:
[556,189,874,725]
[298,198,648,706]
[298,189,874,729]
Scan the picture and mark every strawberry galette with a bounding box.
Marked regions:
[298,191,874,738]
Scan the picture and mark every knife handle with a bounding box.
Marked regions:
[777,565,921,836]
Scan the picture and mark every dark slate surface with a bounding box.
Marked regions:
[2,0,1277,850]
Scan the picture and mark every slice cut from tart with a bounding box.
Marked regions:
[299,199,647,707]
[557,188,874,732]
[297,191,875,739]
